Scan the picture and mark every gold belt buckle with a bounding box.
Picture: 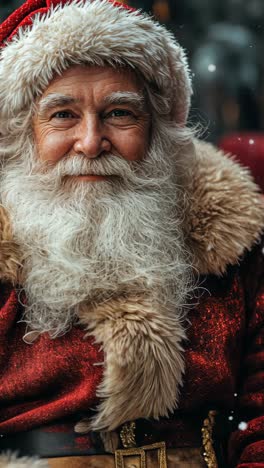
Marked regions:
[115,441,167,468]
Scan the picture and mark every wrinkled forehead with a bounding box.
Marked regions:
[43,64,144,94]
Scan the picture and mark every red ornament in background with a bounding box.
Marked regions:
[219,132,264,192]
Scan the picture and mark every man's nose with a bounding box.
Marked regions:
[73,116,111,158]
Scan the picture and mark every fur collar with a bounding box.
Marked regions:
[0,140,263,437]
[185,140,264,275]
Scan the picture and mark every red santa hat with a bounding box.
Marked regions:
[0,0,192,125]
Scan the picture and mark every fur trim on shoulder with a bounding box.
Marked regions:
[76,296,185,431]
[185,139,264,275]
[0,453,48,468]
[0,205,21,285]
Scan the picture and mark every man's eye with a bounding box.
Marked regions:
[52,111,75,119]
[107,109,134,118]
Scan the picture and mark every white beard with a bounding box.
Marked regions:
[0,133,194,339]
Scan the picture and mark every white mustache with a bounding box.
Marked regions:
[38,154,133,178]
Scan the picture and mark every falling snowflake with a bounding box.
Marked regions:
[238,422,248,431]
[208,64,216,73]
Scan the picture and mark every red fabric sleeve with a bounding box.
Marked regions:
[228,236,264,467]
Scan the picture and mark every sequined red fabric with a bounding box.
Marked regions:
[0,288,103,433]
[0,236,263,467]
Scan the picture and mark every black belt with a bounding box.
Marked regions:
[0,412,229,467]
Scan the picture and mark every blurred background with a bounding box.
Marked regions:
[0,0,264,147]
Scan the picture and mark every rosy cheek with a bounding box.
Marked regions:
[37,132,72,163]
[113,132,147,162]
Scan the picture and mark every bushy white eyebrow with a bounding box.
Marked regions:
[103,91,147,112]
[37,91,147,117]
[38,93,79,116]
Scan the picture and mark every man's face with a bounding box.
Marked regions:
[0,65,191,338]
[33,65,150,182]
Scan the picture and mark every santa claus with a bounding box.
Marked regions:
[0,1,263,467]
